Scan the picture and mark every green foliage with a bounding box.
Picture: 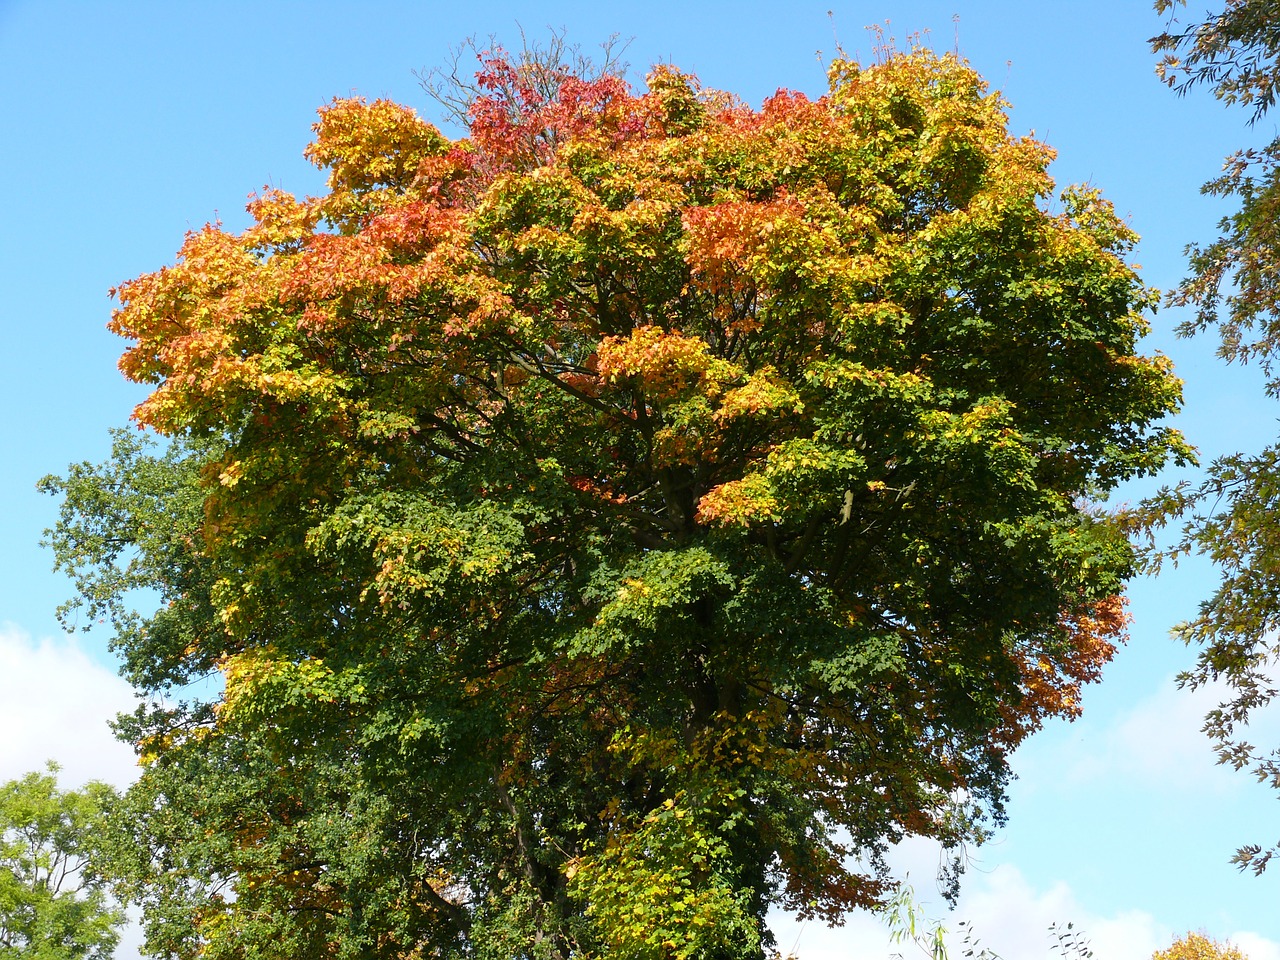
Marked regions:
[0,764,124,960]
[47,38,1187,959]
[1146,0,1280,875]
[568,796,761,960]
[38,428,220,694]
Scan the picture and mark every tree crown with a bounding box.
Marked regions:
[51,41,1189,958]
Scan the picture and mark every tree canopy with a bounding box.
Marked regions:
[0,764,124,960]
[1148,0,1280,875]
[1153,932,1250,960]
[46,41,1189,958]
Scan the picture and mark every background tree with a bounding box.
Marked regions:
[47,39,1188,958]
[1148,0,1280,874]
[0,764,124,960]
[1152,932,1249,960]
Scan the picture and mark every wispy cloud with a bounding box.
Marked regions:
[1010,670,1280,796]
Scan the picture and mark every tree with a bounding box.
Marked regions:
[45,39,1189,958]
[1152,932,1249,960]
[1148,0,1280,874]
[0,764,124,960]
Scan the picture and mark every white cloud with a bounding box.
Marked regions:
[0,622,140,789]
[958,864,1163,960]
[0,623,145,957]
[1233,932,1280,960]
[770,852,1280,960]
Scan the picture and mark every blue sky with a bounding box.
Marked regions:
[1,2,1277,957]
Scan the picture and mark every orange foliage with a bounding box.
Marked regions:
[997,594,1130,744]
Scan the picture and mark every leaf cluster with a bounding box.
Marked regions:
[1153,0,1280,123]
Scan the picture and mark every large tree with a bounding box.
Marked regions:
[1149,0,1280,875]
[46,42,1188,958]
[0,765,124,960]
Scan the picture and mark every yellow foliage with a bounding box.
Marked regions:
[1153,933,1249,960]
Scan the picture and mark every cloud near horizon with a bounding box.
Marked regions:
[772,855,1280,960]
[0,622,139,789]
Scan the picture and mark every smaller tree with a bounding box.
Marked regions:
[0,763,124,960]
[1153,932,1249,960]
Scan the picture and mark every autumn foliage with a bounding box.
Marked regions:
[1154,932,1250,960]
[49,40,1189,959]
